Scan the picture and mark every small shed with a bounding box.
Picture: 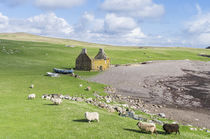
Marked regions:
[75,48,92,71]
[75,48,110,71]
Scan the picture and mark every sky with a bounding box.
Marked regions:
[0,0,210,48]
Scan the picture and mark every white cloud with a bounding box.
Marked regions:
[101,0,164,18]
[195,4,202,15]
[104,13,137,34]
[0,12,9,29]
[27,13,73,35]
[76,12,104,33]
[0,12,74,37]
[35,0,85,9]
[72,12,146,45]
[186,12,210,46]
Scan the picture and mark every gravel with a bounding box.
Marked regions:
[88,60,210,128]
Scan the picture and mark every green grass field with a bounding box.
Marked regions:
[0,34,210,139]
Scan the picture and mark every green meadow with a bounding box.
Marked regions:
[0,34,210,138]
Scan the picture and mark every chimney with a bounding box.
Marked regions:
[99,48,104,53]
[81,48,87,54]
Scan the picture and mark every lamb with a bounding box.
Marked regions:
[85,112,99,123]
[51,97,62,105]
[136,121,157,134]
[163,124,180,134]
[28,94,36,99]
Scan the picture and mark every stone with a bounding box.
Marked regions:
[76,97,83,102]
[127,111,135,118]
[72,97,77,101]
[122,104,129,108]
[130,105,137,109]
[63,95,71,100]
[158,113,166,118]
[105,96,112,103]
[143,109,149,113]
[107,105,115,113]
[152,119,164,125]
[190,128,197,131]
[115,106,123,113]
[98,103,106,108]
[85,98,93,103]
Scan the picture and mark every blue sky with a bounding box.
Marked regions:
[0,0,210,48]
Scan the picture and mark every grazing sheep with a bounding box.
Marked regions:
[163,124,180,134]
[51,97,62,105]
[85,112,99,123]
[136,121,157,134]
[30,84,34,88]
[28,94,36,99]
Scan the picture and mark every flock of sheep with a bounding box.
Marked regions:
[28,93,180,135]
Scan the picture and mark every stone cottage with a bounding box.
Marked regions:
[75,48,110,71]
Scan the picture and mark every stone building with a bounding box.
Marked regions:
[75,48,110,71]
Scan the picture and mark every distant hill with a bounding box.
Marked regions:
[0,32,114,48]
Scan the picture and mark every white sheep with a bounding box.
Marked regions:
[51,97,62,105]
[28,94,36,99]
[30,84,34,88]
[85,112,99,123]
[136,121,157,134]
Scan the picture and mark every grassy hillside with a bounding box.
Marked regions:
[0,36,210,138]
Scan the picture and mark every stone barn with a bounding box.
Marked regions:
[75,48,110,71]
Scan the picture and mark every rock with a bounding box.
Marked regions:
[152,119,164,125]
[64,95,71,100]
[127,111,135,118]
[85,98,93,103]
[143,109,149,113]
[122,104,129,108]
[158,113,166,118]
[72,97,77,101]
[98,102,106,108]
[75,97,83,102]
[130,105,137,109]
[105,96,112,103]
[106,105,115,113]
[115,106,123,113]
[190,128,197,131]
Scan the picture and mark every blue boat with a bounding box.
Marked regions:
[53,68,74,74]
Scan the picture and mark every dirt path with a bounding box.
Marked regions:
[88,60,210,128]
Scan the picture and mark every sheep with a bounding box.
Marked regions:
[163,124,180,134]
[51,97,62,105]
[30,84,34,88]
[28,94,36,99]
[136,121,157,134]
[85,112,99,123]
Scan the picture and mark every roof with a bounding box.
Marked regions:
[94,48,108,60]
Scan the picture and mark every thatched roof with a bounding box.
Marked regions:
[94,48,108,60]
